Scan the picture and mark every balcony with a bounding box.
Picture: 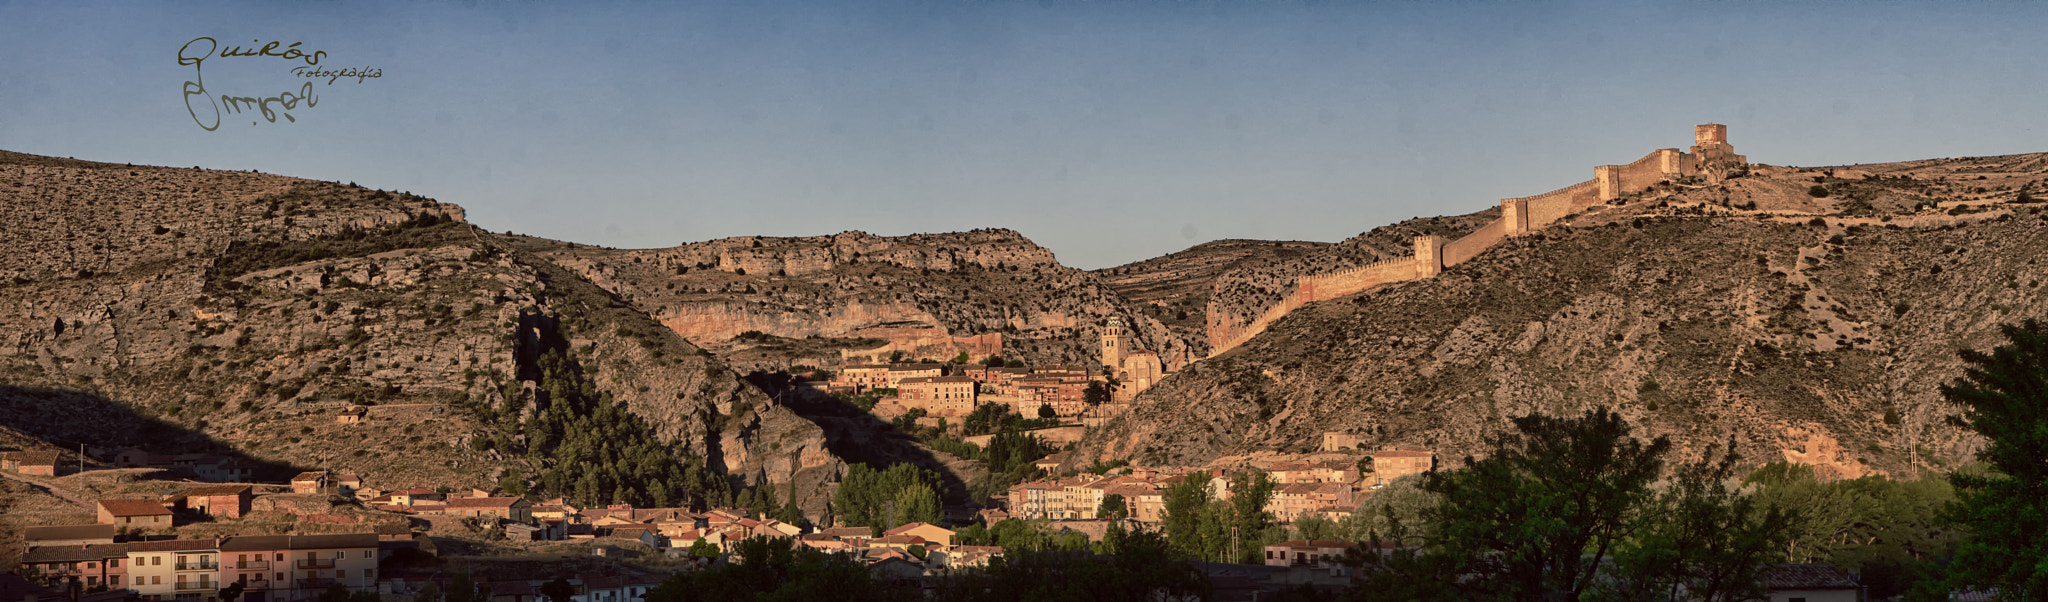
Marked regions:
[295,559,335,570]
[175,582,216,592]
[236,560,271,570]
[174,562,218,572]
[297,578,336,589]
[240,579,272,590]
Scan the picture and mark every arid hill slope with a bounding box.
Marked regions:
[1075,153,2048,478]
[0,152,838,515]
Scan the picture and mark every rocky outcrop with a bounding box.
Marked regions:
[524,229,1198,371]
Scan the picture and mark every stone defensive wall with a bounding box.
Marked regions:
[1203,125,1742,359]
[1516,178,1600,229]
[1617,149,1687,192]
[1440,217,1506,268]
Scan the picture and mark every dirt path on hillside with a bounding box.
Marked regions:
[0,470,92,509]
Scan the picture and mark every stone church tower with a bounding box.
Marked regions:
[1100,316,1133,371]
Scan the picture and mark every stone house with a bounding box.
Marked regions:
[881,523,956,547]
[1367,450,1435,487]
[96,499,172,528]
[8,450,61,476]
[442,497,533,523]
[289,471,359,495]
[182,485,253,519]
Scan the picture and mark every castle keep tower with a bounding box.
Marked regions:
[1689,123,1747,180]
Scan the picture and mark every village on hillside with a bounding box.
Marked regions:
[3,437,1474,602]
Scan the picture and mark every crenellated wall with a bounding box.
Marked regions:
[1616,149,1684,192]
[1441,218,1506,268]
[1203,124,1746,358]
[1517,179,1601,229]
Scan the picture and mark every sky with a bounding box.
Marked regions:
[2,1,2044,269]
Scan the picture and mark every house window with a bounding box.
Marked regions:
[110,559,120,568]
[362,551,372,559]
[275,573,283,581]
[334,570,344,579]
[153,556,162,566]
[363,570,374,579]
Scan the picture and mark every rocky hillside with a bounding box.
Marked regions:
[1092,239,1330,358]
[1199,209,1501,351]
[1074,153,2048,479]
[0,152,838,516]
[524,230,1196,371]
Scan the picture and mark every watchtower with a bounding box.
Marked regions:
[1413,235,1443,278]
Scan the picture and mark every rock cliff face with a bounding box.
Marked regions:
[0,151,836,515]
[1075,153,2048,479]
[526,230,1197,371]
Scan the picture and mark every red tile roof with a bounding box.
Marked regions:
[97,499,170,517]
[445,497,526,508]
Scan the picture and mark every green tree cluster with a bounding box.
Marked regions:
[644,536,915,602]
[832,463,944,535]
[930,528,1211,601]
[500,348,728,508]
[1161,470,1278,564]
[1346,408,1798,602]
[1937,319,2048,598]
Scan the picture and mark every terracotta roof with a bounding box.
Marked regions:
[1766,564,1859,590]
[21,544,130,563]
[819,526,873,539]
[126,539,219,552]
[97,499,171,516]
[16,450,60,466]
[445,497,526,508]
[219,533,376,551]
[23,524,117,542]
[291,471,327,482]
[882,522,953,537]
[184,485,251,497]
[1371,450,1434,458]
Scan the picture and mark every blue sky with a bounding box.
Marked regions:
[2,1,2043,269]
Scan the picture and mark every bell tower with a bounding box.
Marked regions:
[1100,317,1131,372]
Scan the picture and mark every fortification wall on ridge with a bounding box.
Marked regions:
[1202,125,1739,359]
[1301,257,1423,303]
[1441,218,1505,268]
[1618,149,1680,192]
[1518,179,1599,228]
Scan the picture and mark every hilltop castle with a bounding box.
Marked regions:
[1208,124,1748,357]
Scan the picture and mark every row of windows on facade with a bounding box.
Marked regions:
[78,569,374,588]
